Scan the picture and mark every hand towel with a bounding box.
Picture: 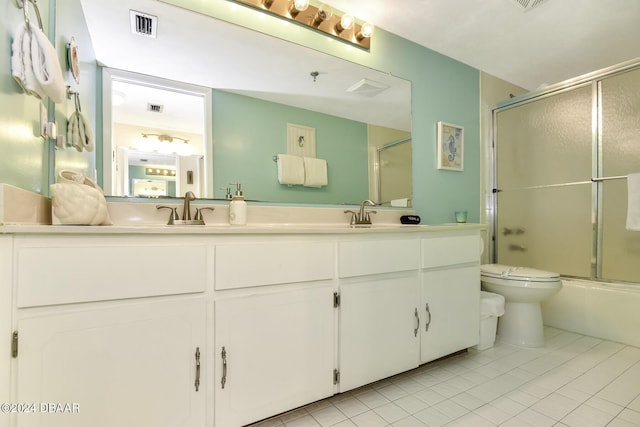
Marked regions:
[277,154,305,185]
[626,173,640,231]
[67,111,94,152]
[30,24,66,103]
[11,22,45,99]
[303,157,328,187]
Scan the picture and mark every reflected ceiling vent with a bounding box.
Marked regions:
[346,78,389,98]
[147,103,164,113]
[505,0,550,12]
[130,10,157,38]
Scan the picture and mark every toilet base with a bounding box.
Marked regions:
[497,301,545,348]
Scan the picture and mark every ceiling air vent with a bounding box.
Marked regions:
[147,103,164,113]
[505,0,550,12]
[130,10,157,38]
[346,78,389,98]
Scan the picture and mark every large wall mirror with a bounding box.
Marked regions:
[75,0,412,205]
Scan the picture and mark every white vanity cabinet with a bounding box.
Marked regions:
[337,238,422,392]
[213,240,336,427]
[0,224,484,427]
[420,234,481,363]
[10,236,210,427]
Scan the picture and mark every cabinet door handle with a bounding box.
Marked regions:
[221,346,227,389]
[195,347,201,392]
[425,303,432,332]
[414,307,420,337]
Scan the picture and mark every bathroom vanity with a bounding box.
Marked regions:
[0,219,483,427]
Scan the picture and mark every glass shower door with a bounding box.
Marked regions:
[494,85,593,277]
[600,67,640,282]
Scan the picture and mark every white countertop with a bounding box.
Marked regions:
[0,223,486,235]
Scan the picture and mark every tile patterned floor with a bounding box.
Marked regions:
[249,328,640,426]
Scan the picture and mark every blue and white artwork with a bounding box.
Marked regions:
[437,122,464,171]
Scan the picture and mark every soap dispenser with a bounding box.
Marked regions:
[229,183,247,225]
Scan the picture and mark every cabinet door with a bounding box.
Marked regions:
[215,285,335,427]
[339,274,421,392]
[15,297,206,427]
[421,266,480,364]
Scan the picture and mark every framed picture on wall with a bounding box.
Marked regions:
[437,121,464,171]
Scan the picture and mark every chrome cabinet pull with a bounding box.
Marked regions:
[414,307,420,337]
[195,347,201,392]
[221,346,227,389]
[425,303,432,332]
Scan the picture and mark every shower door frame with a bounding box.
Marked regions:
[489,58,640,282]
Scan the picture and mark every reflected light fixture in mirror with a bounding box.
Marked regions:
[230,0,373,49]
[137,133,194,156]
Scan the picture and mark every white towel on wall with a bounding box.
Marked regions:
[67,111,95,152]
[303,157,328,187]
[277,154,305,185]
[626,173,640,231]
[11,23,45,99]
[10,22,65,103]
[30,24,66,103]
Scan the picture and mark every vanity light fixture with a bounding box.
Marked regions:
[228,0,373,50]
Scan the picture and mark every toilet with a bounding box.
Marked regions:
[480,264,562,348]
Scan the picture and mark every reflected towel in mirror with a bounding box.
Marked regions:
[303,157,328,187]
[277,154,305,185]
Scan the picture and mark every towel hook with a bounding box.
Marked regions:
[17,0,43,31]
[66,86,82,113]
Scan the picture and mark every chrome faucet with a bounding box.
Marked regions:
[182,191,196,220]
[344,199,377,225]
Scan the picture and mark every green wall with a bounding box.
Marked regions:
[213,90,368,204]
[0,0,52,193]
[0,0,480,224]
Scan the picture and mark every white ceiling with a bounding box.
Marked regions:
[321,0,640,90]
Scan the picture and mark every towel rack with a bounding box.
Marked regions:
[17,0,43,30]
[592,176,627,182]
[66,86,82,113]
[273,154,328,166]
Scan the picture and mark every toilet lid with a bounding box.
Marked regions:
[481,264,560,282]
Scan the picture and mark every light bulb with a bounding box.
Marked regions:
[290,0,309,16]
[335,14,354,33]
[356,22,374,40]
[313,3,333,26]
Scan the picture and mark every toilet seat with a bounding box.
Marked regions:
[481,264,560,283]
